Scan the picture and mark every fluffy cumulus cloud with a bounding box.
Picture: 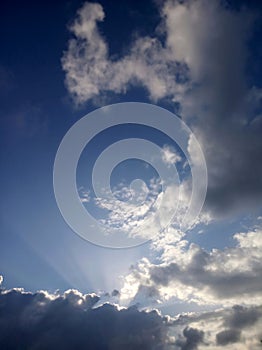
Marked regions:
[61,2,187,104]
[62,0,262,217]
[0,285,261,350]
[0,287,172,349]
[121,228,262,306]
[174,327,205,350]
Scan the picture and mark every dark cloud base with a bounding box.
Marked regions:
[1,286,262,349]
[0,288,169,350]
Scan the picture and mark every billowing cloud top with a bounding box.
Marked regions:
[0,287,170,349]
[0,286,261,349]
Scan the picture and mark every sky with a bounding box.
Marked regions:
[0,0,262,349]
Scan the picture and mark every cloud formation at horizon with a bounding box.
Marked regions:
[0,286,170,349]
[0,283,261,349]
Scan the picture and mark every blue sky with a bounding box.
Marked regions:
[0,0,156,292]
[1,0,262,348]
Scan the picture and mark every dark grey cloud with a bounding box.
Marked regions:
[175,304,262,348]
[215,305,262,346]
[1,285,262,349]
[174,327,204,350]
[216,329,241,346]
[194,92,262,217]
[0,288,170,350]
[164,0,262,217]
[111,289,120,297]
[224,305,261,330]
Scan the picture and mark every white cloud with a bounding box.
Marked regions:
[161,145,182,167]
[62,1,188,105]
[93,175,209,243]
[94,180,160,239]
[78,187,91,203]
[121,228,262,307]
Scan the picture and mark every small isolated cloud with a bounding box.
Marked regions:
[111,289,120,297]
[161,145,182,167]
[78,187,91,203]
[174,327,204,350]
[0,275,3,285]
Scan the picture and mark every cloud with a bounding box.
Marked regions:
[0,287,171,349]
[93,180,161,239]
[60,4,262,345]
[216,329,241,346]
[0,275,3,285]
[61,1,187,105]
[161,145,182,167]
[62,0,262,217]
[0,283,261,349]
[157,0,262,217]
[175,305,262,349]
[122,228,262,306]
[93,177,209,244]
[224,305,261,330]
[174,327,204,350]
[78,187,91,203]
[111,289,120,297]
